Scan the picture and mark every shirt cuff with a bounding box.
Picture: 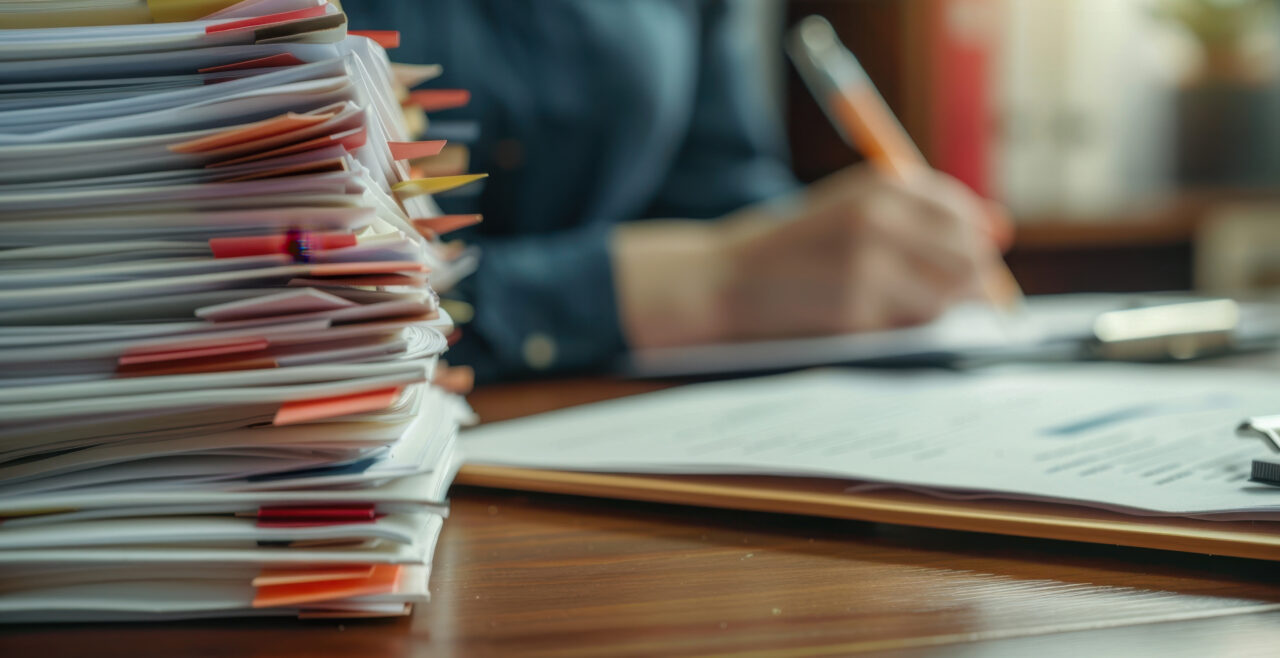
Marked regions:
[446,221,626,383]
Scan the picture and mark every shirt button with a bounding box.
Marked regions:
[522,332,557,371]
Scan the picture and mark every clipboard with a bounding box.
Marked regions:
[455,465,1280,562]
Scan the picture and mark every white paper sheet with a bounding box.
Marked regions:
[624,294,1280,376]
[463,365,1280,518]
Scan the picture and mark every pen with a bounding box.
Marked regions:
[786,15,1024,307]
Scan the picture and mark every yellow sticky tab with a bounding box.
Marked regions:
[0,7,150,27]
[392,173,488,200]
[147,0,242,22]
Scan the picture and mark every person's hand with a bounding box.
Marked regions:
[613,165,1015,349]
[715,165,1011,341]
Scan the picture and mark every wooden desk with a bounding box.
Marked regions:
[4,378,1280,657]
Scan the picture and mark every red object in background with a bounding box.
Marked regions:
[927,0,994,197]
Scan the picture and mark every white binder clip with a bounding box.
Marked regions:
[1236,415,1280,452]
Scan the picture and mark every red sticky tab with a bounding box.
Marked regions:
[253,564,401,608]
[259,505,377,521]
[349,30,400,48]
[388,140,446,160]
[412,214,481,236]
[117,356,278,378]
[273,387,402,426]
[198,53,307,74]
[206,6,327,34]
[118,338,269,366]
[257,518,382,528]
[309,261,428,277]
[209,232,357,259]
[407,89,471,112]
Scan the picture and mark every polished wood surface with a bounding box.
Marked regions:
[4,377,1280,657]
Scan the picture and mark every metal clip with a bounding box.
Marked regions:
[1237,415,1280,453]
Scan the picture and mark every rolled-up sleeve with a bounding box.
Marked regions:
[451,0,800,382]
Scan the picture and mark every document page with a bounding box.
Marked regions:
[624,294,1280,377]
[463,366,1280,519]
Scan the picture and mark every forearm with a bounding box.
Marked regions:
[611,220,730,350]
[611,206,785,350]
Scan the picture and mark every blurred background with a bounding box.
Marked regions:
[762,0,1280,296]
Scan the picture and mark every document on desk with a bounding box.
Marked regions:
[624,294,1280,376]
[463,365,1280,520]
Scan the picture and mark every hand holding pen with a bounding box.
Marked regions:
[616,18,1021,349]
[787,15,1023,308]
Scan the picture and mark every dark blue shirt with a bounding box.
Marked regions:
[345,0,797,381]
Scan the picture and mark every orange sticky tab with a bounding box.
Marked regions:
[387,140,446,160]
[254,565,375,587]
[273,386,402,426]
[211,126,366,167]
[412,214,481,236]
[253,565,401,608]
[198,53,306,73]
[407,89,470,112]
[170,113,330,154]
[206,6,327,33]
[118,338,269,366]
[349,30,400,49]
[309,261,428,276]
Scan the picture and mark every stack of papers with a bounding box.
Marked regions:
[0,1,475,622]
